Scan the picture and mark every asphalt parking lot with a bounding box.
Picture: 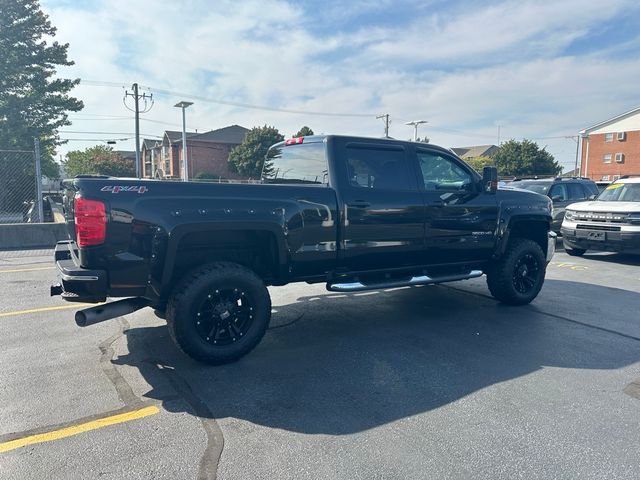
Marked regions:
[1,245,639,480]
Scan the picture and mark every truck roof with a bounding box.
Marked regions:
[272,134,458,157]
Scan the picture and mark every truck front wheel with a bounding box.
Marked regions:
[486,238,546,305]
[166,262,271,365]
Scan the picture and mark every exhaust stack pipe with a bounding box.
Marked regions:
[75,298,150,327]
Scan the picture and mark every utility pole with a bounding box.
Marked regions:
[174,101,194,181]
[124,83,153,178]
[376,114,390,138]
[406,120,428,141]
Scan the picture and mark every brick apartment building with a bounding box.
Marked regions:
[141,125,249,180]
[579,106,640,181]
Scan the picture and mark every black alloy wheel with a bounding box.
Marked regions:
[195,288,254,346]
[512,253,540,295]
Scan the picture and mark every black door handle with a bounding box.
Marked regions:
[348,201,370,208]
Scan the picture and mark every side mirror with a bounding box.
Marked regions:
[588,194,597,200]
[482,166,498,193]
[551,195,562,202]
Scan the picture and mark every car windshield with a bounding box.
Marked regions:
[513,181,551,195]
[596,182,640,202]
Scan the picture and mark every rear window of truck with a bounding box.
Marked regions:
[263,142,328,184]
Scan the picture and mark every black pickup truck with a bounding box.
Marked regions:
[52,135,556,364]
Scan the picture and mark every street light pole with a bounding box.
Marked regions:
[174,101,193,181]
[405,120,428,141]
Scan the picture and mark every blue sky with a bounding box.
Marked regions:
[42,0,640,171]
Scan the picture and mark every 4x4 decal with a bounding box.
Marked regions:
[101,185,148,194]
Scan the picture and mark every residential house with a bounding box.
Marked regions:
[141,125,249,180]
[451,144,499,159]
[579,106,640,181]
[115,150,137,175]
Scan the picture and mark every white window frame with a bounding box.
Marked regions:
[615,152,624,163]
[604,132,614,143]
[617,131,626,141]
[602,175,610,181]
[603,153,612,163]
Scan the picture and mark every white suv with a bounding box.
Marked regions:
[561,176,640,256]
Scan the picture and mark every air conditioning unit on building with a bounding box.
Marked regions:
[617,131,626,141]
[615,153,625,163]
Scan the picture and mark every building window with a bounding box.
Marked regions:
[602,175,610,181]
[605,133,614,142]
[603,153,612,163]
[615,153,625,163]
[617,132,626,141]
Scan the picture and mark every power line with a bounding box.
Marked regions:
[77,79,377,118]
[59,130,164,138]
[60,138,133,142]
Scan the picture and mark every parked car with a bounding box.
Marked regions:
[561,176,640,256]
[51,135,555,364]
[510,177,598,233]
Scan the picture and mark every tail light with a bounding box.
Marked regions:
[74,196,106,247]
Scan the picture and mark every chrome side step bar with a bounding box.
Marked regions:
[327,270,483,293]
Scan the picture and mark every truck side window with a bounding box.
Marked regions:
[416,150,472,191]
[346,147,414,191]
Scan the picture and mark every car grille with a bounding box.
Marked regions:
[573,212,627,223]
[576,224,621,232]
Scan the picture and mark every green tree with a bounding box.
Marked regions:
[464,155,495,173]
[228,125,284,178]
[294,126,314,137]
[63,145,135,177]
[0,0,83,176]
[493,139,561,177]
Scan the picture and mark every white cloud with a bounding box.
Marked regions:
[41,0,640,172]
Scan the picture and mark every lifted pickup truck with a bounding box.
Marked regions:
[52,135,555,364]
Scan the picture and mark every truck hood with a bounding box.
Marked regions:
[566,201,640,213]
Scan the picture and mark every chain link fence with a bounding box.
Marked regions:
[0,149,41,224]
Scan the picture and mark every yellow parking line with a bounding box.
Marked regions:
[0,266,55,274]
[0,406,160,453]
[0,304,97,318]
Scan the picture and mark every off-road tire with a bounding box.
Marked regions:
[486,238,546,306]
[166,262,271,365]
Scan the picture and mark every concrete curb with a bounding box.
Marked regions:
[0,223,69,250]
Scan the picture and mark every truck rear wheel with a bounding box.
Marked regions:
[486,238,546,305]
[166,262,271,365]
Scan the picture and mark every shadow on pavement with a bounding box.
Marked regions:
[113,282,640,435]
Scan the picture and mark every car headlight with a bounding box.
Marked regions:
[564,210,576,221]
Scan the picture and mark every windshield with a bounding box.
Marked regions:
[597,182,640,202]
[513,181,551,195]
